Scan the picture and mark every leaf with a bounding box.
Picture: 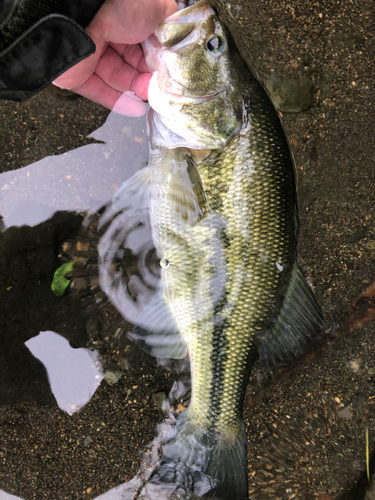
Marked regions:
[51,261,74,297]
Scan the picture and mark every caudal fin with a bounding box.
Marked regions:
[144,413,249,499]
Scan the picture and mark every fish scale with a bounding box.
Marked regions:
[148,92,297,442]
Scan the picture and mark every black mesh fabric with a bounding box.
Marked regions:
[0,0,105,50]
[0,0,17,28]
[0,0,106,101]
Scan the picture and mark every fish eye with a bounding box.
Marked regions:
[206,35,226,53]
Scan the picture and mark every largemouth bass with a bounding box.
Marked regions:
[100,1,322,498]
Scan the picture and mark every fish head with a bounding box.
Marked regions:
[143,0,245,150]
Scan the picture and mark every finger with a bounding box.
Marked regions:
[74,73,147,117]
[132,72,152,101]
[53,40,107,90]
[95,45,140,94]
[113,91,148,116]
[113,91,147,117]
[88,0,178,45]
[109,43,145,71]
[137,55,149,74]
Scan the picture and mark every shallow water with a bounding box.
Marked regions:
[1,0,375,499]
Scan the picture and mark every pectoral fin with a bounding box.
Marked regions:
[113,166,150,213]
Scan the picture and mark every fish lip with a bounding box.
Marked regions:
[163,88,225,104]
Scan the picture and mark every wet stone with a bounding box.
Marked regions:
[71,277,89,290]
[104,370,122,386]
[321,65,336,100]
[265,73,316,113]
[346,226,369,243]
[364,240,375,252]
[309,145,318,163]
[152,391,168,410]
[83,436,92,447]
[120,358,131,370]
[337,405,353,420]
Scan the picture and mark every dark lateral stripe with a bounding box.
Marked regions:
[208,317,230,427]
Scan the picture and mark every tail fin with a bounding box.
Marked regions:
[144,413,248,499]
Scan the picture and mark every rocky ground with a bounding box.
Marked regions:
[1,0,375,499]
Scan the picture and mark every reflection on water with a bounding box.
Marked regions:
[0,111,149,228]
[99,171,160,329]
[25,331,103,415]
[0,492,24,500]
[98,173,189,366]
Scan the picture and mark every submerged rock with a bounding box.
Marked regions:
[265,72,316,113]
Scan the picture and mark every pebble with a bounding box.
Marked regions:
[83,436,92,447]
[152,392,168,410]
[337,406,353,420]
[104,370,122,385]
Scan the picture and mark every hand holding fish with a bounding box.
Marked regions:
[53,0,177,116]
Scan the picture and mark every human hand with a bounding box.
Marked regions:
[53,0,177,116]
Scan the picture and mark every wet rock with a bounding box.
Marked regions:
[152,391,168,410]
[71,277,89,290]
[309,145,318,162]
[338,405,353,420]
[348,281,375,332]
[83,436,92,447]
[120,358,131,370]
[316,494,336,500]
[348,359,361,373]
[104,370,122,385]
[364,240,375,252]
[265,72,315,113]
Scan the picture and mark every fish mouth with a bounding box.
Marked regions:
[162,88,225,104]
[143,30,227,106]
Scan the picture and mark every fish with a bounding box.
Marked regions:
[99,1,323,498]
